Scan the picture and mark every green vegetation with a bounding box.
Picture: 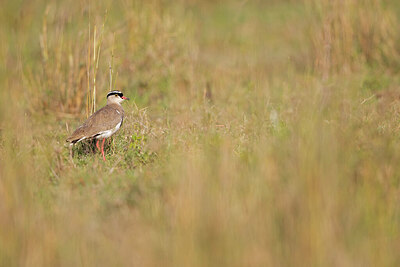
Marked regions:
[1,0,400,265]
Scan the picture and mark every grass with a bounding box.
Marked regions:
[1,0,400,266]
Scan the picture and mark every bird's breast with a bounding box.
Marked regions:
[95,120,123,139]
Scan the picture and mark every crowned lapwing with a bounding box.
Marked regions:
[66,90,129,161]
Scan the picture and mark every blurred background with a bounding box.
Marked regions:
[1,0,400,266]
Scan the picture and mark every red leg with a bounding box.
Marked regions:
[101,138,106,161]
[96,140,100,151]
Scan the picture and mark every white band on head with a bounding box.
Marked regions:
[107,91,123,98]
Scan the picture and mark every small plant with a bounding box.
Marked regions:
[127,133,155,165]
[122,105,156,167]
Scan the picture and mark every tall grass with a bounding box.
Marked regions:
[1,0,400,266]
[308,0,400,77]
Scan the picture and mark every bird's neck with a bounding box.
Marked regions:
[107,103,124,113]
[106,99,122,105]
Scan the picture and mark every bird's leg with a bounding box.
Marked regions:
[96,140,100,151]
[101,138,106,161]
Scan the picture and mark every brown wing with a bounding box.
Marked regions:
[66,105,123,143]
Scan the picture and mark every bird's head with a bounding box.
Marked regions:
[106,90,129,105]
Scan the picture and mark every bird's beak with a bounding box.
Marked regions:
[122,96,130,100]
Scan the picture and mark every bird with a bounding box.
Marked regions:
[66,90,129,161]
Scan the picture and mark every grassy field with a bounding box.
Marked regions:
[1,0,400,266]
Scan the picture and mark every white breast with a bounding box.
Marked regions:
[95,120,122,139]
